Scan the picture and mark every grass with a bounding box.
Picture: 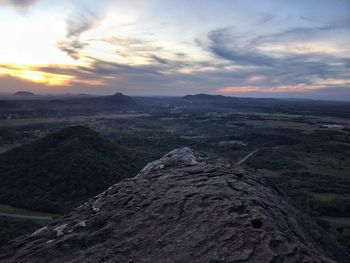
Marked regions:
[0,113,151,128]
[297,156,350,178]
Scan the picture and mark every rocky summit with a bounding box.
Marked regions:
[0,148,348,263]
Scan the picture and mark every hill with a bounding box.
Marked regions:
[0,126,143,213]
[0,93,136,119]
[183,93,232,102]
[86,92,136,106]
[13,91,35,96]
[1,148,348,262]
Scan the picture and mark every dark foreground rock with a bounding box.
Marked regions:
[0,148,349,262]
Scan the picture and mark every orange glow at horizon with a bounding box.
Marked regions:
[0,63,74,86]
[217,84,325,94]
[0,1,349,97]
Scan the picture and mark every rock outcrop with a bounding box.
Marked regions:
[0,148,348,262]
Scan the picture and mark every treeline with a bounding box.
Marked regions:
[0,126,145,213]
[269,172,350,217]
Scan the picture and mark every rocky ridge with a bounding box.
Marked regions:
[0,148,348,262]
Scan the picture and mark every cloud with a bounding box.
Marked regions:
[57,40,87,60]
[249,19,350,47]
[85,59,165,77]
[255,14,275,25]
[208,28,275,66]
[57,8,103,60]
[1,0,39,13]
[218,84,313,94]
[205,24,350,94]
[0,74,47,94]
[1,1,349,100]
[216,85,350,101]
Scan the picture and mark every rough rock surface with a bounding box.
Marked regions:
[0,148,349,263]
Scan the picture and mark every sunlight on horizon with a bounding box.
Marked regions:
[0,0,349,99]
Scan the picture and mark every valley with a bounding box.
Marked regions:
[0,94,350,251]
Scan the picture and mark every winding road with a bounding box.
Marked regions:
[0,212,54,221]
[237,150,259,165]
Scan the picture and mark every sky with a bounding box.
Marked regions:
[0,0,349,100]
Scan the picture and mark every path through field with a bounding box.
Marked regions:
[238,150,258,165]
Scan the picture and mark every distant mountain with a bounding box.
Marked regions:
[184,93,227,99]
[0,93,137,118]
[88,92,135,105]
[183,93,234,103]
[60,93,94,97]
[13,91,35,96]
[1,148,348,262]
[0,126,143,213]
